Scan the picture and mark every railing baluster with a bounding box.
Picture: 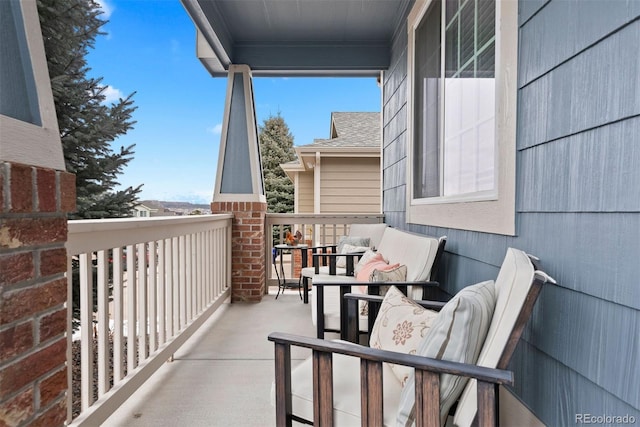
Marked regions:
[149,240,157,353]
[113,247,124,382]
[172,237,180,334]
[97,250,109,397]
[126,244,137,372]
[205,230,218,303]
[166,238,173,338]
[187,234,193,321]
[197,232,203,312]
[137,243,148,360]
[179,235,186,328]
[79,253,93,410]
[158,239,166,346]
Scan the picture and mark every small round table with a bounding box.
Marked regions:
[273,244,308,300]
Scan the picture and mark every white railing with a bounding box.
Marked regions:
[264,213,385,283]
[65,214,233,426]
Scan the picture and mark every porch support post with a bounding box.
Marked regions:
[210,64,267,302]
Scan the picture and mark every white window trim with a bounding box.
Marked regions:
[0,0,64,171]
[406,0,517,236]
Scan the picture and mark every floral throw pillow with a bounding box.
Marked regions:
[369,285,438,386]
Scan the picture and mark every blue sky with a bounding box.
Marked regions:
[89,0,381,205]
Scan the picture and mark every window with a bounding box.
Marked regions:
[407,0,517,235]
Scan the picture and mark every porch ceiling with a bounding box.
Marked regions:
[181,0,414,77]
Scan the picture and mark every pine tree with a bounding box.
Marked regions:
[38,0,141,219]
[259,114,296,213]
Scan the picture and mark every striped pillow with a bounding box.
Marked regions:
[396,280,496,426]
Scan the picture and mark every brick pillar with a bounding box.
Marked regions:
[0,162,76,427]
[211,201,267,302]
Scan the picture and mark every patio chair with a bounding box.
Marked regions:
[268,247,555,426]
[300,223,388,302]
[311,228,447,339]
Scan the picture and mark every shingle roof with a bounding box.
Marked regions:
[300,112,380,148]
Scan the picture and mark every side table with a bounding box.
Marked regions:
[273,244,308,301]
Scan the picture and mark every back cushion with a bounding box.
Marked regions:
[453,248,536,427]
[377,228,439,282]
[396,280,496,427]
[348,223,388,249]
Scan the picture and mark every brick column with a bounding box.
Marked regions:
[211,201,267,302]
[0,162,75,426]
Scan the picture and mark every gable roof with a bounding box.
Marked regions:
[300,112,380,149]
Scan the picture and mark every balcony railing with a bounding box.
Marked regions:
[65,214,232,426]
[65,212,384,425]
[265,213,385,285]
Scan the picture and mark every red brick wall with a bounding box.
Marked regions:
[0,162,75,427]
[211,201,267,302]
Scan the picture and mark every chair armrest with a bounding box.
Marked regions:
[309,245,338,270]
[268,331,513,427]
[313,280,445,339]
[312,252,364,275]
[268,332,513,385]
[343,292,446,310]
[341,289,446,342]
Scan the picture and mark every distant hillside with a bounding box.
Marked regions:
[141,200,210,211]
[159,201,210,210]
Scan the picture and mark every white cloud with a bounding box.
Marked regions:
[96,0,114,19]
[102,85,123,104]
[207,123,223,135]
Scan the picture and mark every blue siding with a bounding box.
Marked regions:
[382,1,640,424]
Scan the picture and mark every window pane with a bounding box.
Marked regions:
[443,0,495,197]
[459,1,475,68]
[477,0,495,48]
[445,19,459,77]
[477,40,495,78]
[413,0,442,199]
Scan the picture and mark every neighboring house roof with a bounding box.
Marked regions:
[138,200,163,211]
[301,112,380,149]
[281,111,381,179]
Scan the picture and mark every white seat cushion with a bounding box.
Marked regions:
[301,266,347,278]
[284,351,403,426]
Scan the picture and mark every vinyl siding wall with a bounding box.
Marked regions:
[297,171,314,213]
[319,158,381,213]
[382,1,640,424]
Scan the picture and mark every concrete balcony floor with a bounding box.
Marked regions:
[104,287,317,426]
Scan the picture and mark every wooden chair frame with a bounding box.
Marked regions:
[268,254,552,426]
